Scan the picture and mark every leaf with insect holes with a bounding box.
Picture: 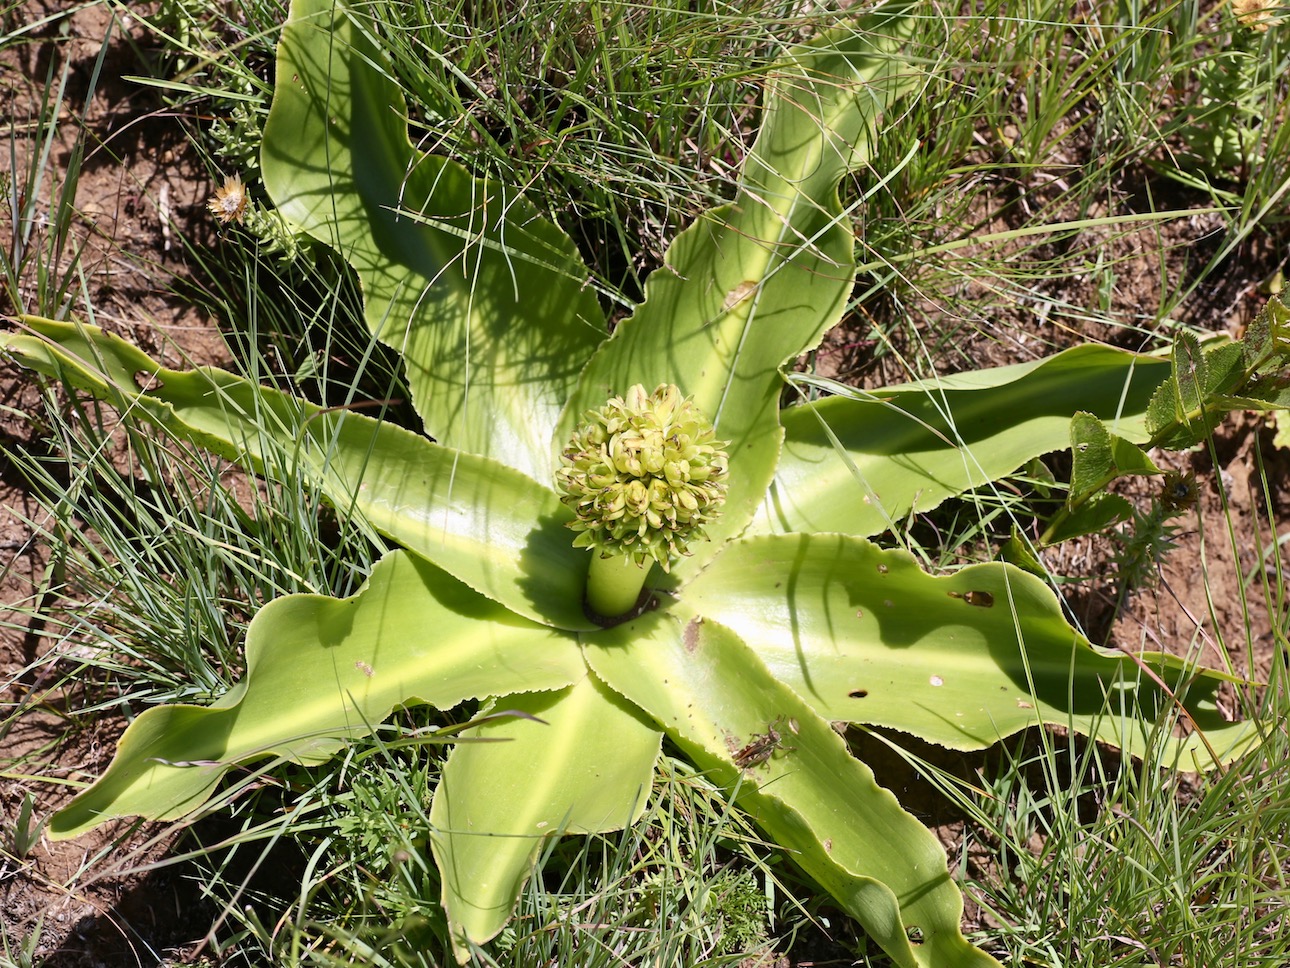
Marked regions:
[585,609,1005,968]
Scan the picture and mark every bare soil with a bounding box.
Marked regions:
[2,2,1287,966]
[3,3,231,964]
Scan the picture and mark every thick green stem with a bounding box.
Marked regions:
[586,554,651,620]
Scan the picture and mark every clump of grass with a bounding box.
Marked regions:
[0,913,43,968]
[974,670,1289,967]
[0,7,107,319]
[854,0,1289,379]
[181,741,801,966]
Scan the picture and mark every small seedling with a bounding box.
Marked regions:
[9,792,45,859]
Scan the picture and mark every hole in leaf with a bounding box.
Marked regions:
[133,370,164,392]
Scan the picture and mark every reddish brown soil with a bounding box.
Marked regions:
[3,3,230,964]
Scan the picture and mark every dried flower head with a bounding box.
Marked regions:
[207,175,248,225]
[1159,470,1199,514]
[1233,0,1276,30]
[555,383,729,569]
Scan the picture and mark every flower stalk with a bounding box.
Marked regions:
[555,383,729,619]
[585,554,652,621]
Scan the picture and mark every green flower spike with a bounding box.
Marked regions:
[555,383,729,620]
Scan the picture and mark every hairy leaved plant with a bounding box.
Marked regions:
[3,2,1279,965]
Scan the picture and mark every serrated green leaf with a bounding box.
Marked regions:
[1244,294,1290,369]
[1145,330,1237,449]
[1144,375,1179,442]
[1146,331,1226,450]
[48,551,583,839]
[561,9,918,577]
[1203,341,1247,396]
[1069,412,1115,504]
[683,534,1258,769]
[585,609,1000,968]
[753,345,1168,537]
[1243,301,1273,367]
[262,0,605,482]
[431,677,661,959]
[1069,411,1159,505]
[6,318,593,630]
[1173,332,1207,412]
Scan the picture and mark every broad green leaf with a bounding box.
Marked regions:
[262,0,605,482]
[430,676,662,959]
[585,609,1000,968]
[49,551,583,839]
[5,318,593,630]
[684,534,1258,770]
[1068,411,1159,505]
[561,7,918,577]
[1242,294,1290,368]
[754,345,1170,537]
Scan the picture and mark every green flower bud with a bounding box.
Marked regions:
[555,383,729,571]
